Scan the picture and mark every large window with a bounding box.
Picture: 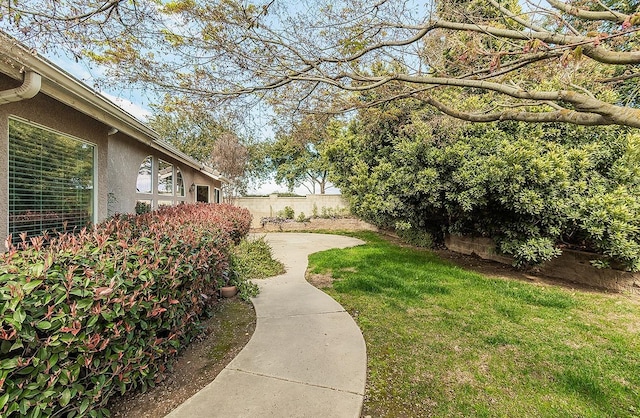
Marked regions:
[158,159,173,195]
[136,156,152,194]
[176,168,185,197]
[9,118,95,241]
[135,157,186,209]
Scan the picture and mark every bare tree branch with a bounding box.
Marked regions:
[3,0,638,129]
[547,0,630,23]
[596,72,640,83]
[422,96,612,125]
[428,20,640,65]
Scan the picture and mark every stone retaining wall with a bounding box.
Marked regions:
[445,235,640,294]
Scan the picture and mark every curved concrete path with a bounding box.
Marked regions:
[166,233,367,418]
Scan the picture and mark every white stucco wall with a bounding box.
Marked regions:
[232,194,350,227]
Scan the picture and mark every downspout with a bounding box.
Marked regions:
[0,71,41,104]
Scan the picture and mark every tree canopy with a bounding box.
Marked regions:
[148,101,228,167]
[261,115,337,194]
[327,101,640,269]
[1,0,639,128]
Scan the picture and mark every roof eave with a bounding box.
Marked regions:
[0,33,219,179]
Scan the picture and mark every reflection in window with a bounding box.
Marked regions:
[9,118,95,242]
[135,200,152,214]
[136,156,152,194]
[176,168,185,197]
[196,185,209,203]
[158,159,173,195]
[214,188,221,204]
[157,200,173,207]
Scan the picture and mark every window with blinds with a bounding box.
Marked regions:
[8,118,96,243]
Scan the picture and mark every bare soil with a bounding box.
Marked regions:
[432,247,613,294]
[107,298,256,418]
[374,230,620,293]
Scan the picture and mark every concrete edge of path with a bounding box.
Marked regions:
[167,232,367,418]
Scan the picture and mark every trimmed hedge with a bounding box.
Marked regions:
[0,203,251,417]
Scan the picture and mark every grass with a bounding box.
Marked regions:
[307,231,640,418]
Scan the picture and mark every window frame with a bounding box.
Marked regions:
[196,184,210,203]
[8,116,98,237]
[135,156,189,209]
[157,159,174,196]
[136,155,153,195]
[175,167,186,198]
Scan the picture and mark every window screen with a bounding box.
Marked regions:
[9,118,95,242]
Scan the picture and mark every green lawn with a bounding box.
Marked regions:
[307,232,640,418]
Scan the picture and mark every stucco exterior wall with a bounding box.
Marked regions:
[0,74,109,242]
[107,134,222,216]
[232,194,349,228]
[1,73,222,245]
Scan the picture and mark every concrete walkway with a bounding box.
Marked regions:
[166,233,367,418]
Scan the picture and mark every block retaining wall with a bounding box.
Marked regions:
[445,235,640,294]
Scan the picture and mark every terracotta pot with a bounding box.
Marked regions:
[220,285,238,298]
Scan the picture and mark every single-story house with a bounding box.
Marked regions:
[0,33,225,249]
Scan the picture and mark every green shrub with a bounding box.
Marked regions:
[573,185,640,271]
[134,201,151,215]
[295,212,308,223]
[396,224,434,248]
[328,113,640,269]
[283,206,295,219]
[229,236,285,301]
[318,206,349,219]
[499,237,562,267]
[0,203,251,417]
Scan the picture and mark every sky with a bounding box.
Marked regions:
[48,50,153,121]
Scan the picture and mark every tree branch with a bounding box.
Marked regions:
[547,0,630,23]
[429,20,640,65]
[487,0,548,33]
[596,72,640,83]
[8,0,125,23]
[421,97,612,126]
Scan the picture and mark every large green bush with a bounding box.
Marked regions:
[328,108,640,270]
[0,203,251,417]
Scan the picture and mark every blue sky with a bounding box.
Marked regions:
[48,50,153,121]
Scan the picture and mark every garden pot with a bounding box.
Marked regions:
[220,285,238,298]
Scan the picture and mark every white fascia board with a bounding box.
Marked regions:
[200,169,230,184]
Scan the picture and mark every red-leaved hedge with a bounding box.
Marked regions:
[0,203,251,417]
